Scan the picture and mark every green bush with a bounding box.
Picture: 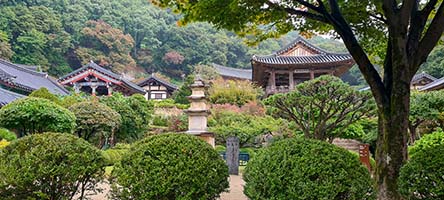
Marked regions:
[29,87,60,104]
[152,115,169,127]
[409,130,444,158]
[0,128,16,141]
[399,144,444,199]
[0,97,76,136]
[69,101,121,148]
[0,133,106,199]
[102,143,130,166]
[111,133,229,199]
[243,138,375,200]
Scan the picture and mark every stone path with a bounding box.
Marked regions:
[87,175,247,200]
[220,175,248,200]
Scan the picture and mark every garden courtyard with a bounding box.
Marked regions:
[2,1,444,199]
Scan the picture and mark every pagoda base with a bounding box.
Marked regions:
[186,131,215,148]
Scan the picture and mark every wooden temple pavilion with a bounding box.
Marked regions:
[251,36,355,95]
[137,74,178,100]
[0,59,68,106]
[58,61,145,96]
[411,72,436,90]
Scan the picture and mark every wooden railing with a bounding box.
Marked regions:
[266,85,292,95]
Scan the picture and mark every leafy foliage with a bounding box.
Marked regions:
[100,93,153,143]
[101,143,130,166]
[409,91,444,143]
[69,101,121,148]
[399,144,444,200]
[209,78,263,106]
[264,75,374,142]
[172,74,194,104]
[243,138,375,200]
[28,87,60,103]
[110,133,229,199]
[0,133,106,200]
[209,107,292,146]
[75,20,136,73]
[0,128,16,141]
[408,130,444,158]
[0,97,76,136]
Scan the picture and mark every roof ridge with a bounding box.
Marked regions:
[0,87,26,97]
[272,36,349,56]
[212,63,252,72]
[0,59,47,77]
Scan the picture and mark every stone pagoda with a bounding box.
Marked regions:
[184,77,215,147]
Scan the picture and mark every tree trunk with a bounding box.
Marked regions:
[375,77,409,200]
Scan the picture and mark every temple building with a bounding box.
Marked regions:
[411,72,436,90]
[251,36,355,95]
[212,63,252,81]
[137,74,178,100]
[58,61,145,96]
[0,59,69,107]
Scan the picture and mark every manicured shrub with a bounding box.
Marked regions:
[0,133,106,199]
[399,144,444,199]
[409,130,444,158]
[69,101,121,148]
[0,128,16,141]
[0,97,76,136]
[29,87,60,104]
[243,138,375,200]
[101,143,130,166]
[0,139,9,149]
[111,133,229,199]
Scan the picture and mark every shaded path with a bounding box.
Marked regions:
[220,175,248,200]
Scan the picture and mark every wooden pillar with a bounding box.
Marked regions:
[270,69,276,90]
[107,85,113,96]
[73,83,81,94]
[91,85,97,96]
[310,70,315,80]
[289,70,294,90]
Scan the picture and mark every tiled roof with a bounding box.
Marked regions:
[252,36,353,65]
[59,61,145,94]
[419,77,444,91]
[252,54,353,65]
[137,74,178,90]
[0,59,69,95]
[212,63,252,80]
[0,87,25,107]
[412,72,437,84]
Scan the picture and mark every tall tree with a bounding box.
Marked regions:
[152,0,444,199]
[75,20,136,73]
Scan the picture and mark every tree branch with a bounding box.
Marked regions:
[369,12,388,24]
[294,0,323,13]
[415,2,444,69]
[265,1,329,23]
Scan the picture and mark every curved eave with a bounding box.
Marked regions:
[251,56,355,88]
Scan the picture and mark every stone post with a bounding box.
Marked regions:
[184,77,215,147]
[226,136,239,175]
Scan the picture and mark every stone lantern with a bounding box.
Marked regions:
[184,77,215,147]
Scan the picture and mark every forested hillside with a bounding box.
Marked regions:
[0,0,403,85]
[0,0,277,78]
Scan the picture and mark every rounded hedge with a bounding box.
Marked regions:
[243,138,375,200]
[399,144,444,199]
[69,101,121,147]
[409,130,444,158]
[111,133,229,200]
[0,128,16,141]
[0,133,106,199]
[0,97,76,135]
